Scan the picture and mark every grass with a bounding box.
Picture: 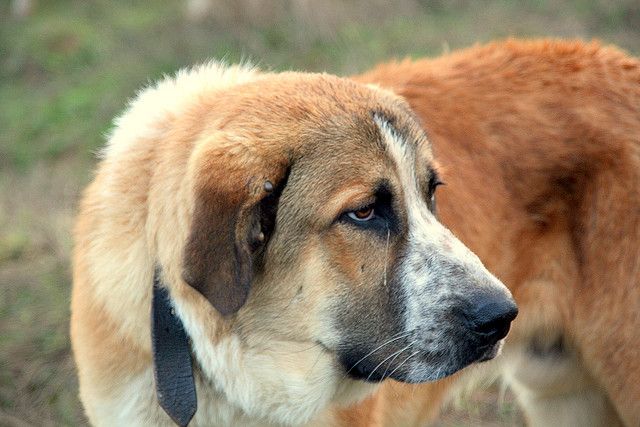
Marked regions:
[0,0,639,425]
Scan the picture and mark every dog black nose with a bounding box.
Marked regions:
[466,294,518,342]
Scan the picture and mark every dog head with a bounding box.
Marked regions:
[167,69,516,423]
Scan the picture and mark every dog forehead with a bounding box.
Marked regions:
[196,73,434,202]
[279,115,434,229]
[216,73,420,131]
[286,104,433,202]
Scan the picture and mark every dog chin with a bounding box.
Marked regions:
[476,339,504,363]
[342,339,506,385]
[405,340,506,383]
[333,377,380,407]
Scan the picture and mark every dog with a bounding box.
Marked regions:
[71,63,517,425]
[347,39,640,426]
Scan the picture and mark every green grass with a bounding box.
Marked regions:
[0,0,639,425]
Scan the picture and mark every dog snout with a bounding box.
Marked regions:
[464,292,518,343]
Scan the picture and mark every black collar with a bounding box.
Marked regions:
[152,271,197,426]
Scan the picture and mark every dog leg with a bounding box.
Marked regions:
[503,338,623,427]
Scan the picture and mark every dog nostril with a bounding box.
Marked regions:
[468,299,518,342]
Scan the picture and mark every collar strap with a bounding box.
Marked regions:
[152,272,197,426]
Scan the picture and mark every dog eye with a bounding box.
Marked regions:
[347,206,375,222]
[427,176,444,214]
[428,177,444,199]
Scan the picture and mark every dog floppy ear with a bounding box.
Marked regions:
[182,143,290,316]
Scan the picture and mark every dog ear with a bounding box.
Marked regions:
[182,147,290,316]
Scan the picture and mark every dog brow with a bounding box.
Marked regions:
[372,112,408,149]
[373,113,415,181]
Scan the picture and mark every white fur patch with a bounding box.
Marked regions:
[170,292,368,425]
[87,370,161,426]
[102,62,260,161]
[373,115,512,381]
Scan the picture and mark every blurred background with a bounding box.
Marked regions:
[1,1,639,425]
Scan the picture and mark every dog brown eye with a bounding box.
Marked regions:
[348,206,375,221]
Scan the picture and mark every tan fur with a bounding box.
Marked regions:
[74,61,507,426]
[72,67,372,425]
[350,39,640,426]
[73,39,639,426]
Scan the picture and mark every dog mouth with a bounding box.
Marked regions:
[475,340,504,363]
[339,338,505,384]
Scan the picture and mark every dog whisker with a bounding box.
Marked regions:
[286,342,322,354]
[346,331,411,374]
[383,227,390,288]
[380,340,416,380]
[367,340,417,382]
[385,350,421,380]
[304,345,326,380]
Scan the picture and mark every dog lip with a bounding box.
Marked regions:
[338,336,506,384]
[338,347,401,383]
[474,340,503,363]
